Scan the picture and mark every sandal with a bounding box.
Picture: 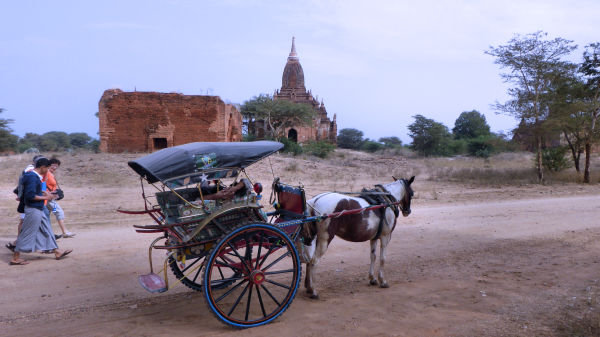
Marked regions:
[9,260,29,266]
[55,249,73,260]
[5,243,16,252]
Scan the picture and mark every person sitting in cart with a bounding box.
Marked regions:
[195,180,245,202]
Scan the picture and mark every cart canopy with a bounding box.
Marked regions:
[128,141,283,184]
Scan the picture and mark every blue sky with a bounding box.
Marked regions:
[1,0,599,143]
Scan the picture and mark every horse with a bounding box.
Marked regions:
[300,176,415,299]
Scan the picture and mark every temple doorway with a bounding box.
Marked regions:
[288,129,298,143]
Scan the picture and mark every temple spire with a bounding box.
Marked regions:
[288,36,298,60]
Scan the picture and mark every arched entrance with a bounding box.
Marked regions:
[288,128,298,143]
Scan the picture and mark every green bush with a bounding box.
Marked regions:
[361,140,384,153]
[448,139,467,155]
[303,141,335,158]
[278,137,303,156]
[467,136,495,158]
[542,146,571,172]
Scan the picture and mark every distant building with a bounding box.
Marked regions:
[252,37,337,143]
[98,89,242,153]
[512,118,561,151]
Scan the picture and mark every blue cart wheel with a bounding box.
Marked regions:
[203,223,301,328]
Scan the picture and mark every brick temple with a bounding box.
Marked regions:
[253,37,337,143]
[98,89,242,153]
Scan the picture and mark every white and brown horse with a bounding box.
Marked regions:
[300,176,414,299]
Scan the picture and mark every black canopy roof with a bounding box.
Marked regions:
[128,141,283,184]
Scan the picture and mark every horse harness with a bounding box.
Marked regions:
[359,185,399,241]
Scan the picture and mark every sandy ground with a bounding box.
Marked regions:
[1,151,600,336]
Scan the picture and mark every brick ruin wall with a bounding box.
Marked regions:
[99,89,242,153]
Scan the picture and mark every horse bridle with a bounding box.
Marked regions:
[390,177,413,216]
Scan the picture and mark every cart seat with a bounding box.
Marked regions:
[271,178,307,235]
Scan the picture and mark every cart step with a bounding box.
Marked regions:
[138,273,167,293]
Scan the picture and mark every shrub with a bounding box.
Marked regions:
[361,140,384,153]
[278,137,303,156]
[467,136,495,158]
[303,141,335,158]
[542,146,571,172]
[448,139,467,155]
[337,128,364,149]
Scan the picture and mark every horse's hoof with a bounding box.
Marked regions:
[309,293,319,300]
[369,279,379,286]
[380,282,389,288]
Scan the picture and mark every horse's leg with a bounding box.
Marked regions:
[305,219,331,299]
[368,239,378,286]
[378,233,392,288]
[304,262,313,292]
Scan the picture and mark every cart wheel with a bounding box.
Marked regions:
[168,255,206,291]
[170,253,241,291]
[203,223,301,328]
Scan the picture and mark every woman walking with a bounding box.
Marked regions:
[10,158,72,265]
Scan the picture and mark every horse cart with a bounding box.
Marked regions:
[119,141,409,328]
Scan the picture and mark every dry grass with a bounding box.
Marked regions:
[0,151,140,187]
[419,152,600,185]
[1,149,597,193]
[553,284,600,337]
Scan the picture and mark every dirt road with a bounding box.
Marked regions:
[2,193,600,336]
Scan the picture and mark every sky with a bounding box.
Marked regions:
[1,0,600,144]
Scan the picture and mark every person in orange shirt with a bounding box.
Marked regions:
[47,158,75,238]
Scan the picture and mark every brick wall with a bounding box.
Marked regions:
[98,89,242,153]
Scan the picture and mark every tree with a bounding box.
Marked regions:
[378,136,402,148]
[408,114,453,156]
[487,31,577,183]
[545,64,586,172]
[39,131,71,151]
[579,42,600,183]
[241,94,315,140]
[69,132,92,148]
[452,110,490,139]
[361,140,384,153]
[0,108,18,152]
[337,128,364,149]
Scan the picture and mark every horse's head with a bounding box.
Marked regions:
[391,175,415,217]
